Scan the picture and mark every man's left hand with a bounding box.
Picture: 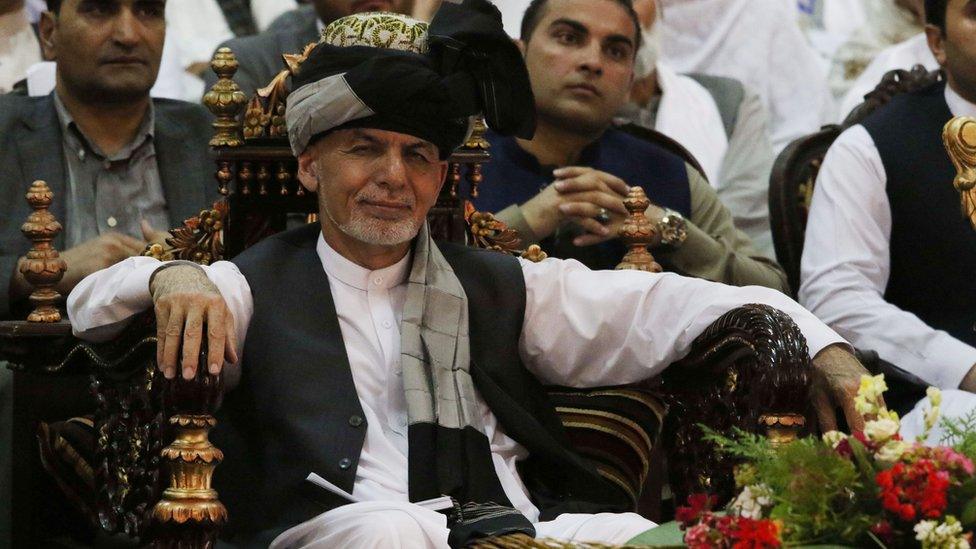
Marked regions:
[810,344,875,433]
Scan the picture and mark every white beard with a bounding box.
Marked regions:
[321,192,422,247]
[634,22,662,79]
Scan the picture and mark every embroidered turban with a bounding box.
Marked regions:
[284,0,536,158]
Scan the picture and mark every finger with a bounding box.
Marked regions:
[155,301,171,376]
[205,305,226,376]
[559,201,607,220]
[161,304,185,379]
[109,233,149,257]
[552,166,592,179]
[181,307,204,380]
[591,172,630,196]
[140,220,169,244]
[839,387,865,433]
[813,387,838,433]
[140,219,156,242]
[557,189,629,215]
[224,309,239,365]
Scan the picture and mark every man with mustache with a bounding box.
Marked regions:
[473,0,787,290]
[203,0,410,97]
[0,0,216,320]
[69,3,869,547]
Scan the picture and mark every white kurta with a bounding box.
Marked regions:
[799,84,976,390]
[68,235,845,547]
[837,33,939,122]
[657,0,835,153]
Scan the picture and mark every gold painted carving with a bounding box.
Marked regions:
[144,201,227,265]
[759,413,805,446]
[615,187,662,272]
[464,201,523,253]
[19,180,67,322]
[204,48,247,148]
[942,116,976,230]
[151,414,228,542]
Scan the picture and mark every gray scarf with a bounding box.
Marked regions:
[399,223,534,547]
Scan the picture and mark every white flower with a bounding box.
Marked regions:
[822,430,847,448]
[875,439,908,464]
[864,417,900,444]
[914,516,970,549]
[729,484,773,520]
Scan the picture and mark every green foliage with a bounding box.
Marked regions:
[941,409,976,461]
[703,427,879,545]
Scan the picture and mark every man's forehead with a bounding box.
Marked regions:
[537,0,638,45]
[325,128,440,150]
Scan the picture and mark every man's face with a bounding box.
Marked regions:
[522,0,638,135]
[928,0,976,102]
[312,0,405,24]
[40,0,164,103]
[297,128,448,247]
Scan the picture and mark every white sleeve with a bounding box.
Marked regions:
[798,126,976,389]
[518,257,846,387]
[67,258,253,371]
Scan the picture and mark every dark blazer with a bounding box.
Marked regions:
[202,6,320,97]
[0,93,217,318]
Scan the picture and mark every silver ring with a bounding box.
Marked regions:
[595,208,611,225]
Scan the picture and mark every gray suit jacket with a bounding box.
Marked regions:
[0,93,217,318]
[202,6,319,97]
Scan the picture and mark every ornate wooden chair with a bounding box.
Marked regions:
[768,65,943,296]
[2,49,815,547]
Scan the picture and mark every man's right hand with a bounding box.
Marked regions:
[150,265,238,381]
[56,233,147,293]
[520,166,631,244]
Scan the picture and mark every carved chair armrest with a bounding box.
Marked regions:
[658,303,812,506]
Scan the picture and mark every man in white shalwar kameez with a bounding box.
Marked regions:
[68,2,872,547]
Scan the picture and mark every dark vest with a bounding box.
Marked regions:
[473,128,691,270]
[861,81,976,347]
[214,224,629,546]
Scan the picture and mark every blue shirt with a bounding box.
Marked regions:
[471,127,691,269]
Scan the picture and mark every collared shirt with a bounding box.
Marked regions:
[68,236,844,523]
[0,6,41,94]
[53,93,169,248]
[800,84,976,390]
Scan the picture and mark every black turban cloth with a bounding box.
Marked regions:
[286,0,535,159]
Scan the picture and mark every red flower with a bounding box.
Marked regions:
[730,517,782,549]
[876,459,950,522]
[870,520,894,546]
[677,493,719,527]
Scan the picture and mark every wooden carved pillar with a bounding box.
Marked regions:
[204,48,247,149]
[19,180,67,322]
[150,369,227,547]
[942,116,976,230]
[615,187,662,272]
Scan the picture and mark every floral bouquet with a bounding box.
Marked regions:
[676,375,976,548]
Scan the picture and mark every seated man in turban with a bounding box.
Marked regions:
[68,2,869,547]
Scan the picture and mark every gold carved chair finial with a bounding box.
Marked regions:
[615,186,662,272]
[19,180,67,322]
[943,116,976,230]
[204,47,247,148]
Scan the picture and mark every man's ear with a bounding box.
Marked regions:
[925,23,948,67]
[38,11,58,61]
[296,152,320,193]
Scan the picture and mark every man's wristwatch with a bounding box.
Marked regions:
[657,209,688,248]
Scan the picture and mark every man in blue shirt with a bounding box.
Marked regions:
[473,0,788,291]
